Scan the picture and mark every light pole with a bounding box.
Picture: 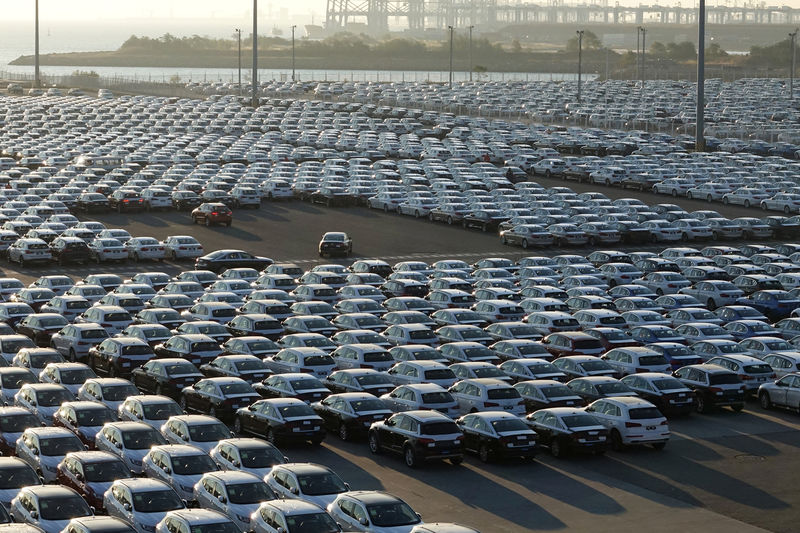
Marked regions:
[636,26,640,82]
[639,27,646,89]
[696,0,705,151]
[235,28,242,96]
[577,30,584,103]
[468,25,474,82]
[790,28,798,100]
[291,25,297,82]
[448,26,454,87]
[252,0,258,108]
[34,0,40,87]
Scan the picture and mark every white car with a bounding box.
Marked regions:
[193,470,276,532]
[265,463,350,510]
[600,347,672,376]
[10,485,92,533]
[163,235,204,260]
[327,491,423,532]
[584,396,669,450]
[104,478,185,533]
[641,220,682,242]
[15,427,84,482]
[448,378,525,416]
[161,415,232,453]
[142,444,220,501]
[251,499,340,533]
[209,437,288,479]
[88,238,128,263]
[126,237,166,262]
[95,421,168,474]
[761,192,800,214]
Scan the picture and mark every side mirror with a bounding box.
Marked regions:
[89,506,96,516]
[291,487,299,495]
[135,412,143,419]
[30,511,38,519]
[32,448,39,456]
[115,442,122,449]
[75,472,84,482]
[248,405,256,411]
[386,419,395,426]
[344,482,350,490]
[163,466,171,474]
[218,495,227,504]
[276,528,285,533]
[123,503,132,512]
[232,460,240,467]
[359,517,369,526]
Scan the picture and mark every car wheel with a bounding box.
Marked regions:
[446,216,453,225]
[209,406,217,418]
[652,442,666,450]
[744,200,750,208]
[723,197,729,205]
[117,204,122,213]
[450,456,463,465]
[712,231,719,240]
[225,222,231,227]
[68,349,76,363]
[610,429,624,451]
[731,404,744,412]
[681,233,689,242]
[656,289,664,296]
[605,178,611,186]
[414,210,420,218]
[784,205,791,214]
[522,239,529,249]
[707,195,713,203]
[338,422,349,441]
[501,235,508,245]
[179,396,188,411]
[368,431,381,454]
[550,439,564,458]
[545,170,551,178]
[588,236,596,246]
[695,395,706,414]
[687,192,693,199]
[133,252,139,263]
[205,218,211,227]
[267,429,276,444]
[403,445,418,468]
[108,365,117,378]
[18,257,24,268]
[707,298,716,310]
[478,443,491,463]
[672,189,678,197]
[383,204,389,213]
[233,418,242,435]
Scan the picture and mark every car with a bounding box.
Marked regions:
[192,203,232,227]
[53,400,118,449]
[565,376,637,402]
[265,462,349,511]
[130,359,204,400]
[104,478,185,533]
[49,237,91,265]
[16,426,86,482]
[143,444,220,502]
[195,250,273,274]
[672,364,746,413]
[251,499,341,533]
[76,378,139,412]
[367,409,463,467]
[117,395,183,430]
[162,235,204,261]
[513,379,585,412]
[95,421,168,474]
[386,361,457,388]
[179,377,260,422]
[584,396,670,450]
[551,355,617,379]
[233,397,325,445]
[264,347,336,379]
[327,491,423,532]
[155,509,237,533]
[63,516,138,533]
[0,456,41,507]
[455,411,537,463]
[524,407,608,458]
[10,485,93,533]
[154,335,222,368]
[209,437,288,479]
[193,470,276,532]
[38,362,96,396]
[312,393,393,441]
[17,313,70,347]
[55,450,131,511]
[318,232,353,257]
[448,378,525,416]
[86,338,154,379]
[600,347,672,376]
[758,372,800,412]
[14,383,75,426]
[254,373,331,403]
[706,354,776,394]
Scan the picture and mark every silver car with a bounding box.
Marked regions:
[758,372,800,412]
[104,478,185,533]
[143,444,220,502]
[265,463,350,510]
[15,427,85,482]
[95,421,168,474]
[193,470,276,532]
[10,485,92,533]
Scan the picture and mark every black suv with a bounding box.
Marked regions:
[50,237,91,265]
[672,363,746,413]
[367,410,464,467]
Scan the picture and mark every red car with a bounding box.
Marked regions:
[192,203,232,227]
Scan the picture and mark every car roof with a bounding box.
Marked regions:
[264,499,326,514]
[65,450,121,463]
[205,470,262,484]
[115,477,171,491]
[164,509,233,525]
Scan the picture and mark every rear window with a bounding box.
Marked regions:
[638,355,668,366]
[421,392,453,404]
[709,373,740,385]
[305,355,334,366]
[744,364,773,374]
[364,352,392,362]
[487,387,521,400]
[425,369,455,380]
[420,422,460,435]
[573,340,602,349]
[628,407,663,420]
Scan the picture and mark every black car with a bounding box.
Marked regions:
[610,221,652,244]
[108,190,145,212]
[86,337,155,379]
[154,334,223,367]
[172,190,203,211]
[221,336,280,358]
[75,192,110,213]
[180,377,261,422]
[525,407,609,458]
[367,410,464,467]
[199,355,272,384]
[318,232,352,258]
[456,411,538,463]
[513,380,585,412]
[49,237,91,265]
[323,369,394,396]
[0,408,40,455]
[16,313,69,347]
[131,358,204,399]
[195,249,273,274]
[672,364,746,413]
[619,373,696,416]
[311,392,393,441]
[133,308,185,330]
[461,209,506,232]
[233,397,325,445]
[254,373,331,403]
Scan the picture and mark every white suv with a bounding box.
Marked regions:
[584,396,670,450]
[448,378,525,416]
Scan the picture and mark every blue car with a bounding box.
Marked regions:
[746,290,800,320]
[654,294,702,310]
[713,305,768,323]
[646,342,703,370]
[723,320,781,341]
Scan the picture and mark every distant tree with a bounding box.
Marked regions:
[706,42,728,60]
[511,39,522,53]
[665,41,696,61]
[748,38,792,67]
[566,31,602,52]
[649,41,668,56]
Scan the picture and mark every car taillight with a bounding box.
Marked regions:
[77,341,89,345]
[635,367,648,373]
[708,387,723,393]
[625,421,642,428]
[417,437,435,444]
[660,420,668,425]
[223,398,237,405]
[101,323,111,327]
[360,364,372,369]
[211,212,218,215]
[484,401,499,407]
[667,284,677,288]
[739,374,753,381]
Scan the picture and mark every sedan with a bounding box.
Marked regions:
[455,411,537,463]
[180,377,261,422]
[758,372,800,412]
[312,393,393,441]
[524,407,608,458]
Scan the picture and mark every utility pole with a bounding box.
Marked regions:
[252,0,258,107]
[636,26,640,82]
[34,0,40,87]
[468,25,474,82]
[577,30,584,103]
[790,28,798,100]
[291,25,297,82]
[640,27,646,90]
[448,26,454,87]
[235,28,242,96]
[696,0,706,151]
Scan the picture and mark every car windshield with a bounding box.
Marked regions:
[188,423,230,442]
[102,385,139,401]
[226,481,274,504]
[39,494,91,520]
[0,464,39,488]
[2,339,35,352]
[350,399,387,413]
[652,378,686,391]
[171,454,218,475]
[240,446,285,467]
[629,407,664,420]
[122,429,167,449]
[76,407,115,426]
[59,369,96,384]
[491,418,529,433]
[278,404,315,418]
[39,435,83,455]
[290,378,323,391]
[1,371,35,388]
[420,421,460,435]
[84,460,130,482]
[37,389,74,406]
[561,414,601,428]
[367,501,421,527]
[132,489,183,512]
[285,512,340,533]
[121,345,152,356]
[142,402,183,420]
[0,412,39,432]
[297,471,347,495]
[165,363,199,376]
[29,353,64,367]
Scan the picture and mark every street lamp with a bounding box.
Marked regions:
[639,27,646,90]
[291,25,297,82]
[790,28,798,100]
[448,26,454,87]
[696,0,705,151]
[468,25,474,82]
[576,30,584,103]
[34,0,40,87]
[636,26,640,82]
[252,0,258,108]
[235,28,242,96]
